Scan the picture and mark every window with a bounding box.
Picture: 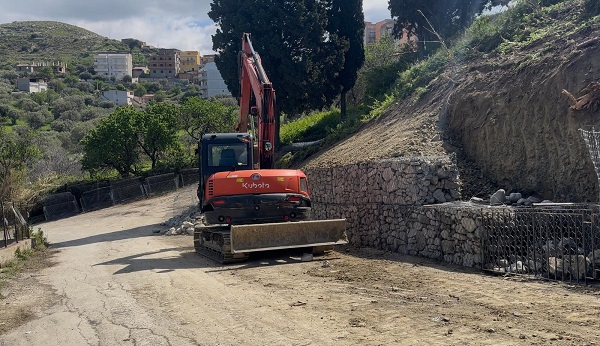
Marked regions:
[208,144,249,167]
[300,178,309,193]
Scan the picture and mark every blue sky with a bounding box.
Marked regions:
[0,0,391,54]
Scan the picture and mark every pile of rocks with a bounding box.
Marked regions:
[161,206,203,235]
[471,189,552,206]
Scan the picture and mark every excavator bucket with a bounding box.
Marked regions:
[229,219,347,253]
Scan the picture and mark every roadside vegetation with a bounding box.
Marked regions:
[0,229,48,298]
[0,0,598,206]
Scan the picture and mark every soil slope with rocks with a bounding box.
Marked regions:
[305,3,600,202]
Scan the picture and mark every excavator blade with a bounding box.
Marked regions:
[229,219,347,253]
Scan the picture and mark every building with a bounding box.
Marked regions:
[200,54,216,66]
[16,62,66,75]
[179,51,201,73]
[132,66,149,78]
[17,78,48,93]
[94,53,133,81]
[148,49,180,78]
[364,19,395,45]
[100,90,133,106]
[199,62,231,98]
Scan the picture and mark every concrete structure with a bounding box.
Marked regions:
[364,19,395,45]
[101,90,133,105]
[17,77,48,93]
[132,66,149,78]
[16,62,66,75]
[148,49,180,78]
[199,62,231,98]
[94,53,133,81]
[179,51,201,73]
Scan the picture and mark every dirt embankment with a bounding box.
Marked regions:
[306,6,599,202]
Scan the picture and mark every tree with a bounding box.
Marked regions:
[123,75,133,83]
[388,0,510,51]
[209,0,347,116]
[327,0,365,118]
[134,84,147,97]
[179,97,237,141]
[0,129,39,200]
[81,107,140,177]
[134,102,179,169]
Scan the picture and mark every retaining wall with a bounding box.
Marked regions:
[305,157,487,268]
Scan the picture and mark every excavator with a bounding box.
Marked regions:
[193,33,347,263]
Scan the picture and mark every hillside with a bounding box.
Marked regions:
[304,1,600,202]
[0,21,132,69]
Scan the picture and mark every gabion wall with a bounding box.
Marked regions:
[305,157,488,268]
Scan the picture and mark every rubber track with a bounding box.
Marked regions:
[193,226,248,264]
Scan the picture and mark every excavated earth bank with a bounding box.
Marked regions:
[305,5,599,202]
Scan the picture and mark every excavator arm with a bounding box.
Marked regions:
[238,33,276,169]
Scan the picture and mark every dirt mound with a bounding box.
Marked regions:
[305,4,599,202]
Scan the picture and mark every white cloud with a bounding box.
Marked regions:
[0,0,391,54]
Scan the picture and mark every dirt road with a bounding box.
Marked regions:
[2,187,600,345]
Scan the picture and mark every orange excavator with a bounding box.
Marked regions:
[194,33,347,263]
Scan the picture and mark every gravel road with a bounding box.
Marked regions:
[2,187,600,346]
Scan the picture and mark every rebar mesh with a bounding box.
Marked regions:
[580,127,600,201]
[481,204,600,284]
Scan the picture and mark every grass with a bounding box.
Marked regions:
[0,229,48,298]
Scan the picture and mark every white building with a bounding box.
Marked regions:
[94,53,133,81]
[17,78,48,93]
[101,90,133,106]
[199,62,231,98]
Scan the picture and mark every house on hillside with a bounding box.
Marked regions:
[17,77,48,93]
[199,62,231,99]
[16,62,67,75]
[94,53,133,81]
[148,49,180,78]
[101,90,133,105]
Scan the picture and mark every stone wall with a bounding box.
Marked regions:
[305,157,486,268]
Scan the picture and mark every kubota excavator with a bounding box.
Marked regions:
[193,33,347,263]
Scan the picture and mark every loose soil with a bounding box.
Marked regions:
[1,187,600,345]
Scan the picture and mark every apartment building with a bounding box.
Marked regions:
[94,53,133,81]
[148,49,180,78]
[179,51,201,73]
[199,62,231,98]
[364,19,395,45]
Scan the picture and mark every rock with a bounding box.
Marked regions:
[433,189,446,203]
[460,217,477,233]
[301,253,313,262]
[526,196,542,204]
[490,189,506,206]
[509,261,527,274]
[516,198,527,206]
[469,196,485,204]
[182,221,194,228]
[507,192,522,203]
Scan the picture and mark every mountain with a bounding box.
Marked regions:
[0,21,131,69]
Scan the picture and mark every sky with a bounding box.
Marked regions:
[0,0,391,55]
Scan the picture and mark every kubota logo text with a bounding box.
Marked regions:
[242,182,270,189]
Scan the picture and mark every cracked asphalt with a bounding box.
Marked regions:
[4,186,600,346]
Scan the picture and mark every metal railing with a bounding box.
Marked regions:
[1,201,30,248]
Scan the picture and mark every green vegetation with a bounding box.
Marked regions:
[0,229,48,298]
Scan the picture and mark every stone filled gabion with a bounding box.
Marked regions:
[304,157,486,268]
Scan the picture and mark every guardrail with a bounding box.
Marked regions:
[41,169,199,222]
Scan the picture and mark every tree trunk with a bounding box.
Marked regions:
[340,91,347,119]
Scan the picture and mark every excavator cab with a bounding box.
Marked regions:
[197,133,254,204]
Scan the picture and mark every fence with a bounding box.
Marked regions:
[481,204,600,285]
[39,170,201,222]
[1,201,30,248]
